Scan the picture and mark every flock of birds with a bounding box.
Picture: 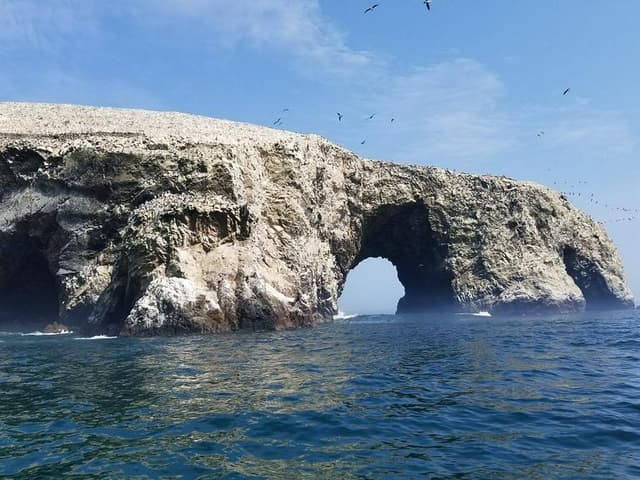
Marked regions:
[556,182,640,225]
[548,86,637,225]
[269,2,637,227]
[274,108,394,145]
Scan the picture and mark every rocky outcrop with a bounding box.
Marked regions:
[0,103,634,336]
[43,322,71,334]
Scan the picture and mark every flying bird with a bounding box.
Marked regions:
[364,4,379,14]
[424,0,431,10]
[337,112,343,122]
[390,117,395,123]
[361,140,366,145]
[562,88,571,96]
[282,108,290,113]
[368,113,376,120]
[273,118,283,126]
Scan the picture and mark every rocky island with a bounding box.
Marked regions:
[0,103,634,336]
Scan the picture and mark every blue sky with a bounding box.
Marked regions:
[1,0,638,313]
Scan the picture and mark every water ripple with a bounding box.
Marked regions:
[1,311,639,478]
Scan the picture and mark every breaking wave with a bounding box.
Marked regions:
[457,311,492,318]
[333,311,359,320]
[74,335,118,341]
[21,330,73,336]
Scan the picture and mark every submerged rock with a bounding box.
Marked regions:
[0,103,634,336]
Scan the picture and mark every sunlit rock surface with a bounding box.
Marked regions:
[0,103,634,335]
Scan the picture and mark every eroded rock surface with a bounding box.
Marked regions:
[0,103,634,335]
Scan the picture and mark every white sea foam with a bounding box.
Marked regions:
[334,311,358,320]
[456,311,493,318]
[22,330,73,336]
[74,335,118,340]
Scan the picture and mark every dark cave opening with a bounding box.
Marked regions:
[0,231,60,331]
[562,246,620,310]
[102,274,140,335]
[349,201,457,314]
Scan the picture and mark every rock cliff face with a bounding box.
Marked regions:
[0,103,634,335]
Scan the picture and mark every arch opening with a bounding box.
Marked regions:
[338,257,404,315]
[348,201,457,314]
[0,215,62,330]
[562,246,620,310]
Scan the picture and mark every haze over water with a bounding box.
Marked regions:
[1,310,639,479]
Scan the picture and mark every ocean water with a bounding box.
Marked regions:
[1,311,639,479]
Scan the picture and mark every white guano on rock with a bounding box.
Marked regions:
[0,103,634,336]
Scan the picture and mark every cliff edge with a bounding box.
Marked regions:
[0,103,634,335]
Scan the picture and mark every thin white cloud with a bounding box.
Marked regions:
[1,0,636,172]
[0,66,163,111]
[336,57,638,174]
[358,59,515,165]
[0,0,374,78]
[134,0,376,78]
[545,112,637,156]
[0,0,96,51]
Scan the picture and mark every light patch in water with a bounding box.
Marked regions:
[22,330,73,336]
[334,311,359,320]
[74,335,118,340]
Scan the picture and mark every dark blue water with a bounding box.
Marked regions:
[1,311,639,479]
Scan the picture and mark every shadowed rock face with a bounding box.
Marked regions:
[0,103,634,335]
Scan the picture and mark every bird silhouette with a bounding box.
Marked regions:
[562,88,571,96]
[364,4,379,13]
[273,118,283,126]
[390,118,395,123]
[337,112,343,122]
[361,140,366,145]
[424,0,431,10]
[368,113,376,120]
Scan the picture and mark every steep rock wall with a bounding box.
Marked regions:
[0,103,634,335]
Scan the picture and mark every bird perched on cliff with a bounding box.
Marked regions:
[337,112,343,122]
[365,4,379,13]
[424,0,431,10]
[562,88,571,96]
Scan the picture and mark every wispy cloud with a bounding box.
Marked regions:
[142,0,375,78]
[0,66,163,111]
[545,111,637,156]
[0,0,96,52]
[1,0,636,172]
[1,0,374,78]
[347,59,515,167]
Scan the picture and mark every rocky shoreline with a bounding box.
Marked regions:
[0,103,634,336]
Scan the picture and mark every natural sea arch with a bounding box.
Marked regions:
[335,200,459,315]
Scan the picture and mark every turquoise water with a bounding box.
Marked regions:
[1,311,639,479]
